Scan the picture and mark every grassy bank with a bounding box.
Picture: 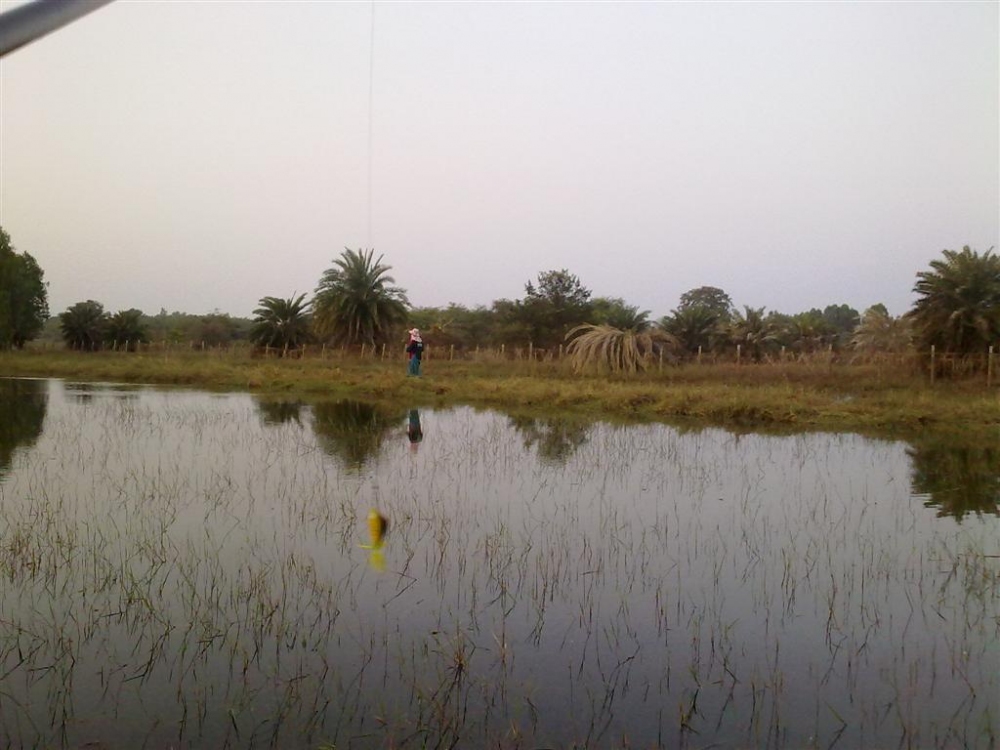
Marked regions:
[3,348,998,439]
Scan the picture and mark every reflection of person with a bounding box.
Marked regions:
[407,409,423,449]
[406,328,424,376]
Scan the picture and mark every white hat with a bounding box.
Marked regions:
[408,328,421,337]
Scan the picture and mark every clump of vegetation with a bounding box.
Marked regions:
[565,323,676,375]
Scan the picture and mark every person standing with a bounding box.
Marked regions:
[406,328,424,376]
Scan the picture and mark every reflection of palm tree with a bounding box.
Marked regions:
[253,397,305,427]
[509,415,591,465]
[908,438,1000,520]
[311,400,396,470]
[0,379,47,476]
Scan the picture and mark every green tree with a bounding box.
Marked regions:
[250,294,313,351]
[662,306,723,355]
[676,286,733,321]
[726,306,780,361]
[0,227,49,349]
[520,269,593,348]
[105,308,149,351]
[908,246,1000,355]
[59,300,108,351]
[313,248,409,346]
[590,297,651,331]
[852,304,912,353]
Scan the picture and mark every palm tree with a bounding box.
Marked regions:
[313,249,409,346]
[662,306,722,355]
[565,323,677,374]
[908,246,1000,355]
[726,306,780,361]
[251,294,312,351]
[105,309,149,351]
[59,300,108,350]
[852,304,912,353]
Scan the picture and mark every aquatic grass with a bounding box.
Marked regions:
[0,384,995,747]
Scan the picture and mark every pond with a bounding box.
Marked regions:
[0,378,997,749]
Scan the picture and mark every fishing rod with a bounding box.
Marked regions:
[0,0,114,58]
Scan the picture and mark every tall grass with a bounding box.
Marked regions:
[2,348,998,438]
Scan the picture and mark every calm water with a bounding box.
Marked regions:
[0,378,997,749]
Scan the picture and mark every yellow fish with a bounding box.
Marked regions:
[361,509,388,550]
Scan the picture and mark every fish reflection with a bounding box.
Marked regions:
[0,379,47,477]
[360,509,389,571]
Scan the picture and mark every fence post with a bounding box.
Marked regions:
[501,343,505,357]
[658,347,663,372]
[450,344,454,361]
[528,341,533,362]
[988,345,994,388]
[736,344,741,364]
[697,345,702,364]
[930,345,935,384]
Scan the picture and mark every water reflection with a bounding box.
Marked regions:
[0,381,996,749]
[407,408,423,450]
[311,399,396,469]
[908,438,1000,520]
[508,414,591,465]
[0,379,47,477]
[253,396,305,426]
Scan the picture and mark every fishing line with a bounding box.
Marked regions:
[367,0,375,249]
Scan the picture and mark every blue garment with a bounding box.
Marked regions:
[406,339,423,376]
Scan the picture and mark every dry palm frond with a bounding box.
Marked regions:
[565,324,677,375]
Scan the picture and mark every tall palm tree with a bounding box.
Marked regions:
[908,246,1000,355]
[105,309,149,351]
[251,294,312,351]
[313,248,409,346]
[59,300,108,351]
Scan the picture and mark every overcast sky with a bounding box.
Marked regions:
[1,0,997,320]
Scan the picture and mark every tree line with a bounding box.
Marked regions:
[1,225,997,366]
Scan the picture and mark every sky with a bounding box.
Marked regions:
[0,0,997,321]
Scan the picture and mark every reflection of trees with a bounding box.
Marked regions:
[508,415,591,465]
[253,397,304,427]
[311,400,396,470]
[0,379,47,476]
[908,438,1000,521]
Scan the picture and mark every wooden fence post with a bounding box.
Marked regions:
[930,345,935,384]
[988,345,994,388]
[450,344,454,361]
[736,344,741,364]
[697,345,702,364]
